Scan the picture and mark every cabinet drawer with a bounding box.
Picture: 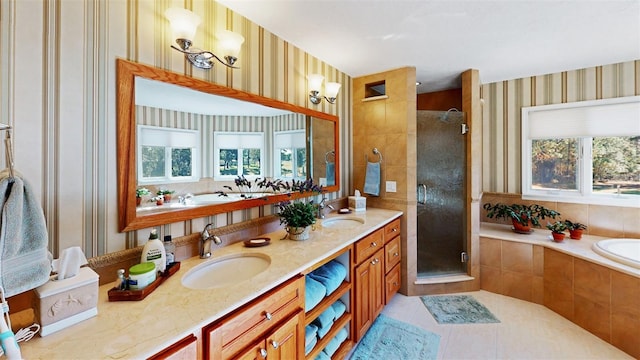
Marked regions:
[383,218,401,243]
[384,236,401,273]
[355,229,384,265]
[385,263,401,304]
[204,276,304,359]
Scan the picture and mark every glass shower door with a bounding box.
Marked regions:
[416,110,467,277]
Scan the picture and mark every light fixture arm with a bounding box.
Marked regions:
[171,40,239,69]
[309,91,337,105]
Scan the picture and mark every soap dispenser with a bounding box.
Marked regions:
[141,229,166,273]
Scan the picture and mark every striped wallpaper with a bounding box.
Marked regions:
[0,0,351,257]
[481,60,640,194]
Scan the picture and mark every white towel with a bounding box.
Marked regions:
[363,161,380,196]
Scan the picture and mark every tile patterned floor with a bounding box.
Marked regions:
[361,290,633,359]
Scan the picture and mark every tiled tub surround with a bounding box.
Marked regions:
[19,208,402,359]
[480,223,640,358]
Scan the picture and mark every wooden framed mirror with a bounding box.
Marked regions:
[117,59,339,231]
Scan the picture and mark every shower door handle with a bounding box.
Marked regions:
[417,184,427,204]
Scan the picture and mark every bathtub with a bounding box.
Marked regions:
[592,239,640,269]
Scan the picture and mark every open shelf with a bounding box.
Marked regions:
[305,313,351,360]
[304,280,350,326]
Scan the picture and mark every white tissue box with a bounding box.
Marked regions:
[34,267,99,336]
[348,196,366,212]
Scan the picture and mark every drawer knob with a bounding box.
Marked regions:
[264,312,273,321]
[271,340,279,349]
[394,252,399,257]
[371,258,380,265]
[260,348,267,358]
[392,228,397,232]
[370,242,377,248]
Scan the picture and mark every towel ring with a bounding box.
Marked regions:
[325,150,335,163]
[366,148,383,163]
[0,124,14,180]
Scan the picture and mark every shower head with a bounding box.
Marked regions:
[439,108,460,122]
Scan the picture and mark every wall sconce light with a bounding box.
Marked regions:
[308,74,341,104]
[165,7,245,70]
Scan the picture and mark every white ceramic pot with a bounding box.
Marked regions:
[286,226,311,241]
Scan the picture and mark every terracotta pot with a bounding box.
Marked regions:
[156,199,164,206]
[512,218,532,233]
[569,229,583,240]
[551,232,565,242]
[164,194,172,202]
[286,226,311,241]
[136,197,142,206]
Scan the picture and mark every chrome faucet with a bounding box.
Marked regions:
[200,223,222,259]
[317,197,335,219]
[179,193,194,205]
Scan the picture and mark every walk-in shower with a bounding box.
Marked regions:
[417,109,468,277]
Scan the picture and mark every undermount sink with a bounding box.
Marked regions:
[321,216,365,229]
[181,253,271,290]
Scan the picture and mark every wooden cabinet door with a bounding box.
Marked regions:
[354,248,384,341]
[235,340,267,360]
[266,311,304,360]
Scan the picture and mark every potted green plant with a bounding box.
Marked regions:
[277,200,317,240]
[564,220,587,240]
[276,179,324,240]
[546,221,568,242]
[136,187,151,206]
[156,189,175,202]
[150,194,164,206]
[483,202,560,234]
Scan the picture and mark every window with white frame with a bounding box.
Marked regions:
[137,125,200,184]
[274,130,307,179]
[522,96,640,207]
[214,131,264,179]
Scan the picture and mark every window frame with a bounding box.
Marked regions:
[213,131,265,181]
[137,125,200,185]
[273,130,307,180]
[522,96,640,208]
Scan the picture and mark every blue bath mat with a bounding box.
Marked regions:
[420,294,500,324]
[350,314,440,360]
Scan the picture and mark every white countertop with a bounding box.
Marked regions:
[480,222,640,278]
[21,208,402,359]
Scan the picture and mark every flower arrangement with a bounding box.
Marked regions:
[483,202,560,232]
[564,220,587,239]
[136,187,151,198]
[215,175,286,199]
[546,221,568,234]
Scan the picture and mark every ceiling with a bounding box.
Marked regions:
[217,0,640,93]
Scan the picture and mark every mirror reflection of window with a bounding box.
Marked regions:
[214,132,264,179]
[137,125,199,183]
[274,130,306,180]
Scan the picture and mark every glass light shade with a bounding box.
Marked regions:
[165,8,201,40]
[216,30,245,58]
[325,82,341,98]
[307,74,324,92]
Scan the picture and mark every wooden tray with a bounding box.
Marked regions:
[108,261,180,302]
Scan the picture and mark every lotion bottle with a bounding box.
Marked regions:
[141,229,166,273]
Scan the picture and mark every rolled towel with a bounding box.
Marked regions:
[323,327,349,357]
[312,305,336,330]
[305,334,318,355]
[305,275,327,312]
[315,351,331,360]
[317,319,334,339]
[305,324,318,347]
[331,300,347,320]
[308,260,347,295]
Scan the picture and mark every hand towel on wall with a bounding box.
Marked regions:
[326,162,335,186]
[0,169,52,297]
[363,161,381,196]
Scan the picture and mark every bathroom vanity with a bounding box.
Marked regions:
[20,208,402,359]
